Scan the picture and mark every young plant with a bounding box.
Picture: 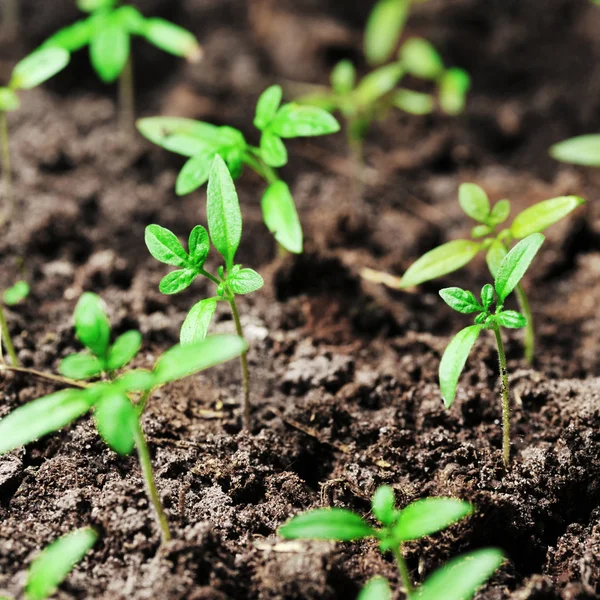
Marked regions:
[280,485,504,600]
[41,0,201,130]
[0,292,247,543]
[0,527,97,600]
[0,280,30,366]
[439,233,545,467]
[137,85,340,254]
[550,134,600,166]
[367,184,584,363]
[0,48,70,223]
[145,155,263,430]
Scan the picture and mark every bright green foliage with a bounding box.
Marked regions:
[550,134,600,166]
[364,0,410,65]
[41,2,201,84]
[3,280,29,306]
[358,577,392,600]
[25,528,97,600]
[137,87,339,254]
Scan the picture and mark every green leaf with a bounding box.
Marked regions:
[439,325,483,408]
[296,91,338,113]
[90,20,130,83]
[59,353,104,380]
[145,224,189,267]
[415,549,505,600]
[227,268,264,295]
[394,498,472,541]
[114,6,145,35]
[77,0,116,12]
[549,134,600,166]
[254,85,283,130]
[496,310,527,329]
[153,334,248,384]
[458,183,490,223]
[480,284,494,310]
[176,152,215,196]
[400,240,481,288]
[358,577,392,600]
[372,486,396,526]
[261,181,303,254]
[439,68,471,115]
[0,87,20,112]
[392,89,434,115]
[260,132,288,168]
[399,38,444,80]
[471,224,491,239]
[107,330,142,371]
[279,508,376,541]
[180,298,217,344]
[0,389,93,455]
[115,369,155,392]
[439,287,483,314]
[489,199,511,226]
[43,19,94,52]
[74,293,111,357]
[188,225,210,265]
[331,60,356,95]
[10,48,70,90]
[3,280,29,306]
[354,63,405,107]
[485,239,507,279]
[94,392,136,455]
[143,18,201,62]
[495,233,544,302]
[159,269,197,294]
[510,196,585,239]
[270,104,340,138]
[364,0,410,65]
[25,528,97,600]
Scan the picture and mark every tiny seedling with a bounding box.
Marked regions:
[550,134,600,166]
[137,85,340,254]
[0,527,97,600]
[0,48,70,223]
[280,485,504,600]
[0,292,247,543]
[439,233,545,467]
[145,155,263,430]
[369,184,584,363]
[0,280,30,366]
[41,0,201,130]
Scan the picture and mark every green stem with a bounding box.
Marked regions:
[0,111,13,225]
[133,418,172,543]
[514,283,534,364]
[118,55,135,134]
[227,296,251,430]
[347,119,366,201]
[492,321,511,468]
[0,363,90,388]
[136,389,151,414]
[393,545,413,598]
[0,303,19,366]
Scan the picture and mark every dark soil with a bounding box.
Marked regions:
[1,0,600,598]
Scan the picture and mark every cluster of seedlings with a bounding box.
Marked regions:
[0,0,589,598]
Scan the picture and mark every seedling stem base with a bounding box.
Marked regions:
[0,303,19,366]
[492,321,511,467]
[393,545,414,598]
[228,297,251,430]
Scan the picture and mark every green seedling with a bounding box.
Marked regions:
[0,292,247,543]
[0,48,70,223]
[439,233,544,467]
[550,134,600,166]
[41,0,201,130]
[368,184,584,363]
[0,527,97,600]
[280,485,504,600]
[0,280,30,366]
[145,155,263,430]
[137,85,340,254]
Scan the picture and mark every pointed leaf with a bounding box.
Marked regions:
[10,48,69,90]
[480,284,494,310]
[458,183,490,223]
[510,196,585,239]
[364,0,410,65]
[331,60,356,95]
[227,268,264,295]
[43,19,94,52]
[254,85,283,130]
[94,392,136,455]
[270,104,340,138]
[176,152,214,195]
[74,293,111,357]
[489,199,511,226]
[439,287,483,314]
[260,132,288,168]
[90,21,130,83]
[358,577,392,600]
[471,224,491,239]
[439,68,471,115]
[59,353,104,380]
[485,239,507,279]
[188,225,210,265]
[3,280,29,306]
[372,486,396,526]
[115,369,155,392]
[392,89,434,115]
[159,269,197,294]
[143,18,201,62]
[496,310,527,329]
[400,38,444,80]
[439,325,483,408]
[550,134,600,166]
[261,181,303,253]
[279,508,376,541]
[180,298,217,344]
[145,224,189,267]
[107,330,142,371]
[354,63,404,106]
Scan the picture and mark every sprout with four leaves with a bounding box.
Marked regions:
[145,155,263,430]
[439,233,545,467]
[0,292,247,543]
[280,485,504,600]
[137,85,340,254]
[0,279,29,367]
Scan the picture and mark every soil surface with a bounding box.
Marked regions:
[1,0,600,598]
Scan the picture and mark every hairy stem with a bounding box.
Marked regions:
[227,296,251,430]
[0,303,19,366]
[0,363,90,388]
[118,55,135,134]
[514,284,534,364]
[0,111,13,225]
[393,545,413,598]
[492,321,511,467]
[133,419,171,543]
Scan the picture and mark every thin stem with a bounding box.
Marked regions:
[492,321,511,467]
[347,119,366,201]
[227,296,251,430]
[133,418,172,543]
[514,283,534,364]
[0,363,89,388]
[136,389,151,414]
[0,111,13,225]
[0,303,19,366]
[118,55,135,134]
[393,545,414,598]
[199,268,221,286]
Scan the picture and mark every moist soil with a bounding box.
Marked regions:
[1,0,600,598]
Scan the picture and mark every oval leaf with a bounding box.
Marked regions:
[331,60,356,95]
[372,486,396,526]
[439,68,471,115]
[485,239,507,279]
[392,89,434,115]
[44,19,95,53]
[364,0,410,65]
[510,196,584,239]
[59,353,104,380]
[496,310,527,329]
[358,577,392,600]
[94,392,136,455]
[227,268,264,295]
[90,21,130,83]
[480,284,494,310]
[176,152,214,196]
[458,183,490,223]
[159,269,197,295]
[107,330,142,371]
[260,132,288,168]
[279,508,375,541]
[145,224,189,267]
[550,134,600,166]
[143,18,201,62]
[254,85,283,130]
[3,280,29,306]
[270,104,340,138]
[188,225,210,265]
[489,199,511,226]
[10,48,69,90]
[439,325,483,408]
[354,63,404,107]
[180,298,217,345]
[439,287,483,314]
[74,293,111,357]
[400,38,444,80]
[261,181,303,254]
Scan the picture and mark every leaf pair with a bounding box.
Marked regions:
[3,280,29,306]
